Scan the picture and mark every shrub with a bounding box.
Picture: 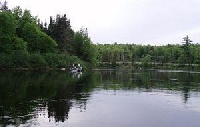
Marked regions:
[0,53,14,68]
[29,53,47,68]
[12,51,29,68]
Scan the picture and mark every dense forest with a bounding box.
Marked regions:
[1,1,200,70]
[0,1,96,69]
[95,37,200,69]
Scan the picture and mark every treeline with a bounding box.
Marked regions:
[96,42,200,69]
[1,1,200,70]
[0,1,96,69]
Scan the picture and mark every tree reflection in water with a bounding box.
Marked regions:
[0,70,93,126]
[0,69,200,126]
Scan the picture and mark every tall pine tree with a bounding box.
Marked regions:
[47,14,74,53]
[181,35,192,65]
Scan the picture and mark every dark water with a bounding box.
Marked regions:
[0,69,200,127]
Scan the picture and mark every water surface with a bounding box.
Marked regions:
[0,69,200,127]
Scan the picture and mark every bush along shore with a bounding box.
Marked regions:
[0,53,88,70]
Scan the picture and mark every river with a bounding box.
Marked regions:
[0,69,200,127]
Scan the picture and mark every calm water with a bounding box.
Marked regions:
[0,69,200,127]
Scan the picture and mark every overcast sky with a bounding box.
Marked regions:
[6,0,200,45]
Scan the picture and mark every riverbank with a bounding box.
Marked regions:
[0,53,88,70]
[97,62,200,70]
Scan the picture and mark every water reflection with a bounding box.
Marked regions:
[0,69,200,126]
[95,69,200,103]
[0,70,94,126]
[70,72,83,79]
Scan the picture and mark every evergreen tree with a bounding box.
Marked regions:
[47,14,74,53]
[181,35,192,65]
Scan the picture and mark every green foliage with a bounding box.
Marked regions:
[21,23,40,52]
[141,54,152,69]
[44,53,60,68]
[96,43,200,69]
[0,11,17,53]
[0,8,57,55]
[21,22,57,53]
[0,36,12,53]
[73,29,96,66]
[38,32,58,53]
[44,53,69,68]
[44,53,87,69]
[12,37,27,52]
[0,53,87,69]
[0,5,94,69]
[47,14,74,53]
[181,35,192,65]
[0,52,29,68]
[12,51,29,68]
[0,36,27,54]
[12,6,23,20]
[29,53,47,68]
[0,11,16,36]
[13,9,36,38]
[0,53,13,68]
[178,54,186,65]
